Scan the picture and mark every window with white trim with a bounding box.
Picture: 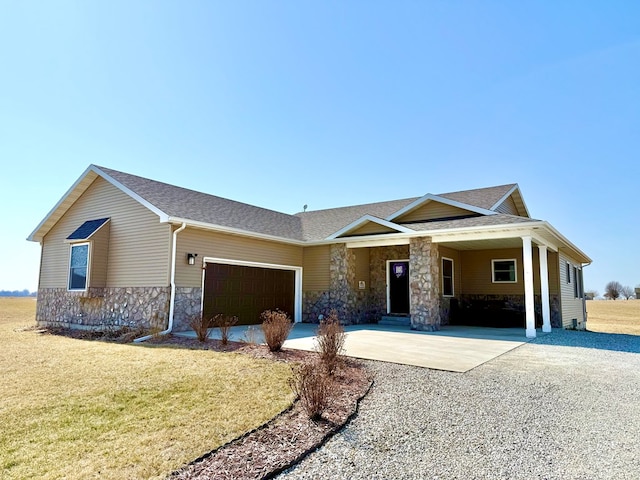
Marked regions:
[492,259,517,283]
[68,243,90,290]
[566,262,571,283]
[442,257,454,297]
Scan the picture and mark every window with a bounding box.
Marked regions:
[69,243,89,290]
[442,258,454,296]
[492,259,517,283]
[566,263,571,283]
[573,267,579,297]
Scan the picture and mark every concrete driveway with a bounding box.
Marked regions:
[178,323,531,372]
[282,323,530,372]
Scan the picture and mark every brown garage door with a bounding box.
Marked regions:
[203,263,295,325]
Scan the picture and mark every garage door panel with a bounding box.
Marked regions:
[203,263,295,325]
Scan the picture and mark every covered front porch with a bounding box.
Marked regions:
[308,230,561,339]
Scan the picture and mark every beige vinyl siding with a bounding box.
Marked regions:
[395,201,475,222]
[559,251,586,328]
[175,228,304,287]
[302,245,331,291]
[348,222,398,236]
[39,177,171,288]
[88,221,110,288]
[459,247,560,296]
[438,245,461,296]
[354,248,370,290]
[494,196,519,215]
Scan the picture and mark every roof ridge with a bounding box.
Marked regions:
[96,165,301,219]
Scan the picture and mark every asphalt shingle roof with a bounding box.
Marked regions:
[97,166,529,242]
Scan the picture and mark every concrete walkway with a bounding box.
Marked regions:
[175,323,532,372]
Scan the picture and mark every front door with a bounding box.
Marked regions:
[388,261,410,314]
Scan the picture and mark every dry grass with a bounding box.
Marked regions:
[586,299,640,335]
[0,297,294,480]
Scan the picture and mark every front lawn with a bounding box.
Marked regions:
[0,297,294,480]
[586,299,640,335]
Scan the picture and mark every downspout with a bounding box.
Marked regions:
[134,222,187,343]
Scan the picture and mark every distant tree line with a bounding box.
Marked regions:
[0,289,36,297]
[600,281,637,300]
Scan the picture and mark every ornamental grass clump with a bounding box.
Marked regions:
[188,313,212,342]
[260,309,293,352]
[316,310,346,375]
[212,313,238,345]
[290,360,331,421]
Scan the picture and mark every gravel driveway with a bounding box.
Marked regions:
[279,330,640,479]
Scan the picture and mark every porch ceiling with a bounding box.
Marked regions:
[438,237,526,250]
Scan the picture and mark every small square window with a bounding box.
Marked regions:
[69,243,89,290]
[442,258,454,297]
[492,259,517,283]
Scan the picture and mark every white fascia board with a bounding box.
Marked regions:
[93,165,170,222]
[539,221,592,264]
[27,165,99,242]
[167,217,308,246]
[489,184,531,217]
[326,214,413,240]
[386,194,497,222]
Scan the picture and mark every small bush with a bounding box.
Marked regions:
[316,310,346,375]
[189,313,212,342]
[212,314,238,345]
[290,361,331,421]
[260,309,293,352]
[242,325,258,345]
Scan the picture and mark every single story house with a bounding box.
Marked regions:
[28,165,591,338]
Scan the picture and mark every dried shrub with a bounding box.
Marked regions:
[260,309,293,352]
[241,325,258,345]
[316,310,346,375]
[189,313,212,342]
[212,314,238,345]
[290,361,331,421]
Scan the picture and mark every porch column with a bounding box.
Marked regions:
[329,244,357,322]
[522,236,536,338]
[409,236,440,331]
[538,245,552,333]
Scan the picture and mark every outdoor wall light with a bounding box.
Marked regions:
[187,253,198,265]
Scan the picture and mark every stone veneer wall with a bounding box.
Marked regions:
[36,287,170,330]
[409,237,440,331]
[172,287,203,331]
[368,245,410,320]
[302,244,360,324]
[457,293,562,328]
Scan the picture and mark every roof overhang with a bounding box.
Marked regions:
[332,220,591,264]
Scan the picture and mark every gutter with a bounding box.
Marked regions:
[134,222,187,343]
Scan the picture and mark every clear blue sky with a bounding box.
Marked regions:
[1,1,638,295]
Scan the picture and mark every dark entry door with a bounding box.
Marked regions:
[388,261,410,314]
[203,263,295,325]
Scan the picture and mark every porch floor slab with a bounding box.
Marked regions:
[175,323,534,372]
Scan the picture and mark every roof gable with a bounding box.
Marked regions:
[386,194,496,223]
[489,184,530,217]
[327,215,413,240]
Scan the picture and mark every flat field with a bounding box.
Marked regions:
[0,297,294,480]
[586,299,640,334]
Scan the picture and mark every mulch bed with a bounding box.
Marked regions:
[42,328,373,479]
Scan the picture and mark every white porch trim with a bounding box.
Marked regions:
[522,236,536,338]
[538,245,552,333]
